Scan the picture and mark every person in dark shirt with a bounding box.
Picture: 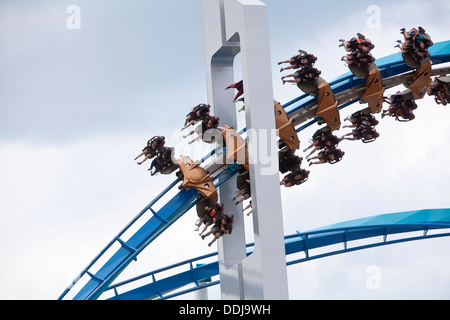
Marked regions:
[148,147,174,176]
[201,214,234,247]
[134,136,165,165]
[182,103,211,131]
[280,169,310,188]
[307,148,345,166]
[278,50,317,72]
[340,126,380,143]
[183,116,220,144]
[196,202,224,236]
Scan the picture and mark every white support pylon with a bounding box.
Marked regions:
[201,0,247,300]
[201,0,289,300]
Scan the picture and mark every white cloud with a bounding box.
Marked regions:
[0,134,175,299]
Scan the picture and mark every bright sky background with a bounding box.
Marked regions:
[1,0,450,300]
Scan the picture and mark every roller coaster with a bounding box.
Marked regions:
[58,2,450,300]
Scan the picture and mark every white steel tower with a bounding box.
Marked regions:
[201,0,289,300]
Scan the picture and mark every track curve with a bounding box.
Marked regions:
[107,208,450,300]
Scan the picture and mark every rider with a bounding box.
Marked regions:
[148,146,174,176]
[183,115,220,144]
[232,178,251,205]
[282,66,321,84]
[342,50,375,67]
[134,136,165,165]
[243,200,252,216]
[382,94,417,122]
[280,168,310,188]
[226,80,244,102]
[396,26,433,61]
[201,213,234,247]
[279,154,303,174]
[279,50,317,72]
[339,33,375,53]
[340,126,380,143]
[303,132,340,159]
[427,75,450,106]
[182,103,211,131]
[307,147,345,166]
[339,33,376,69]
[196,202,224,236]
[343,111,379,129]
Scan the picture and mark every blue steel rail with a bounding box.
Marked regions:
[58,165,238,301]
[106,208,450,300]
[59,41,450,300]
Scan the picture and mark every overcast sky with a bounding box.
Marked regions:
[1,0,450,300]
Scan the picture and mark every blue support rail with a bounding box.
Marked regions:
[106,208,450,300]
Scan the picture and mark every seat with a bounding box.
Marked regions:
[348,61,375,79]
[221,125,249,171]
[406,59,432,100]
[274,100,300,150]
[196,195,219,218]
[436,76,450,85]
[402,52,423,69]
[177,156,218,199]
[296,78,321,96]
[360,65,385,114]
[316,79,341,131]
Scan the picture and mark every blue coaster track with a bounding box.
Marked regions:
[106,208,450,300]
